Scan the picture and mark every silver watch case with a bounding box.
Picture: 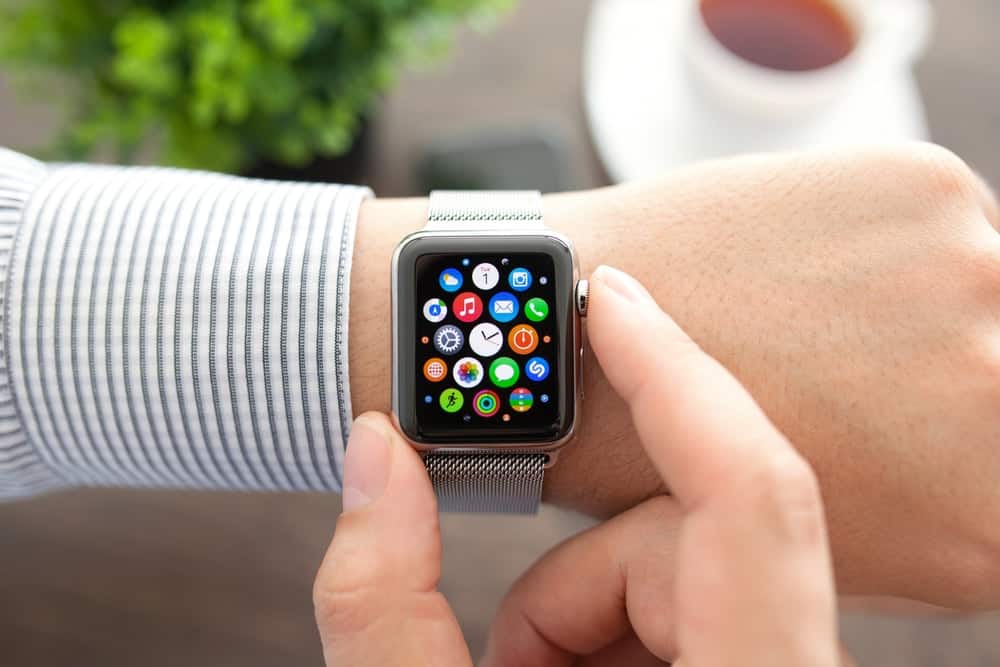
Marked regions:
[390,228,583,465]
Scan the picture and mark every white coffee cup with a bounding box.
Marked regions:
[583,0,934,182]
[686,0,932,118]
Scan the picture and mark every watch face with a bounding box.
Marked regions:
[394,235,577,445]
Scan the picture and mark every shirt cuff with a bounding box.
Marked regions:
[0,147,370,499]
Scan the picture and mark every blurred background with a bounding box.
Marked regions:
[2,0,1000,664]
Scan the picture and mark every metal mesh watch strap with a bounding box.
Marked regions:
[426,190,544,229]
[423,190,547,514]
[424,452,548,514]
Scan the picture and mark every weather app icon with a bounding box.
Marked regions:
[439,268,463,292]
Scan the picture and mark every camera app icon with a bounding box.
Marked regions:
[508,268,532,292]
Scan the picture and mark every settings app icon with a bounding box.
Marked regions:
[433,324,464,356]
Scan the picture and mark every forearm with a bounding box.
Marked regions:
[349,146,1000,610]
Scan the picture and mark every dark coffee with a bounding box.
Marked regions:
[700,0,857,72]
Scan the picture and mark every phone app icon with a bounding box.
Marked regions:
[508,324,538,355]
[489,357,520,389]
[508,267,533,292]
[525,356,549,382]
[439,388,463,413]
[433,324,464,356]
[524,297,548,322]
[423,298,447,323]
[469,322,503,357]
[423,357,447,382]
[472,262,500,290]
[473,390,501,418]
[489,291,519,323]
[510,387,534,412]
[452,357,485,389]
[452,291,483,323]
[439,268,463,293]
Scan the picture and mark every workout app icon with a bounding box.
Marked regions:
[433,324,464,356]
[439,388,463,413]
[473,390,501,418]
[439,268,463,292]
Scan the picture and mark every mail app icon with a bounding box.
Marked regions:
[489,292,519,323]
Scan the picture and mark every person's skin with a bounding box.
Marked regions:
[316,266,847,666]
[349,142,1000,610]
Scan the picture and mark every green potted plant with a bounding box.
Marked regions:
[0,0,511,179]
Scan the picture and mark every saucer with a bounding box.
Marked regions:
[583,0,930,183]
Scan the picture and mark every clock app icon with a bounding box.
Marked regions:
[469,322,503,357]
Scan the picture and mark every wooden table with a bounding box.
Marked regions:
[2,1,1000,665]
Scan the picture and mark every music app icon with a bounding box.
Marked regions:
[452,292,483,323]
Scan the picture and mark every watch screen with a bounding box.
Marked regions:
[394,235,576,445]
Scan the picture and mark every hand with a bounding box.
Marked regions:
[351,143,1000,609]
[317,266,845,665]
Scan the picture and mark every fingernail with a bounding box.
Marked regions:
[342,415,393,512]
[594,265,654,304]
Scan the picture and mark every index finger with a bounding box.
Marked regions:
[587,265,838,665]
[587,264,811,510]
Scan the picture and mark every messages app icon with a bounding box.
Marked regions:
[489,291,519,324]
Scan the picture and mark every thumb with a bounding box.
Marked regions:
[313,412,472,667]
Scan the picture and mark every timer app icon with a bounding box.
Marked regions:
[508,324,539,355]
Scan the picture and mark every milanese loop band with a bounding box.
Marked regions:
[423,190,548,514]
[425,452,548,514]
[427,190,544,229]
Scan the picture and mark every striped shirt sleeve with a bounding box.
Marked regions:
[0,147,371,499]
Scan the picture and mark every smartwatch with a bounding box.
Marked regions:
[391,191,586,514]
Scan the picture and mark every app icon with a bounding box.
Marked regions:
[452,291,483,323]
[439,388,463,413]
[473,390,501,418]
[423,357,447,382]
[508,267,533,292]
[423,298,447,323]
[489,357,520,389]
[439,268,463,293]
[469,322,503,357]
[524,297,549,322]
[433,324,464,356]
[472,262,500,290]
[525,356,550,382]
[452,357,485,389]
[489,291,519,323]
[508,324,539,355]
[510,387,534,412]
